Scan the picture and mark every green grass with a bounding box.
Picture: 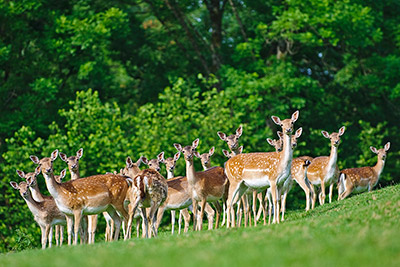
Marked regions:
[1,185,400,267]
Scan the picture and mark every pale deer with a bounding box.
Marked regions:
[338,142,390,200]
[174,139,228,231]
[126,169,168,238]
[30,150,130,244]
[306,126,345,208]
[11,173,67,249]
[224,110,299,226]
[18,168,66,247]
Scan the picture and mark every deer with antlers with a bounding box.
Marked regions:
[11,170,67,249]
[224,111,299,226]
[306,126,345,208]
[338,142,390,200]
[174,139,228,231]
[30,150,130,245]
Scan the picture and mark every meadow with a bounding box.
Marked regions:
[1,184,399,267]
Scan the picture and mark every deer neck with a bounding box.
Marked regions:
[23,192,43,215]
[326,145,338,172]
[29,183,46,202]
[202,164,210,171]
[42,171,65,200]
[70,168,80,180]
[167,170,174,179]
[278,133,293,171]
[185,158,198,186]
[372,156,386,179]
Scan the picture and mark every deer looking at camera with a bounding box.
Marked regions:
[224,111,299,226]
[338,142,390,200]
[30,150,130,245]
[306,126,345,209]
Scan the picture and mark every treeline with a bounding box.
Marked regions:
[1,0,399,252]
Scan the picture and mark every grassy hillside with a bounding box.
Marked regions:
[1,184,400,267]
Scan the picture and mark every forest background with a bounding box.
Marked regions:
[0,0,399,252]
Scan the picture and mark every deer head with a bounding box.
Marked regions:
[121,156,143,178]
[16,167,41,187]
[59,148,83,173]
[30,150,59,176]
[271,110,299,135]
[142,152,164,172]
[162,152,180,173]
[174,139,199,164]
[194,147,215,169]
[217,126,242,152]
[10,180,31,199]
[54,169,67,184]
[370,142,390,161]
[321,126,345,147]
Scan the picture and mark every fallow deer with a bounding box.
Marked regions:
[11,173,67,249]
[174,139,228,231]
[126,169,168,238]
[224,110,299,226]
[30,150,130,245]
[306,126,345,208]
[338,142,390,200]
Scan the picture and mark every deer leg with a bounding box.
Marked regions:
[182,209,190,233]
[198,199,207,231]
[214,201,222,229]
[48,226,53,248]
[60,225,64,246]
[171,210,176,235]
[178,210,182,234]
[55,225,59,246]
[125,198,140,240]
[65,215,73,245]
[270,181,279,224]
[73,210,83,245]
[43,225,51,249]
[204,203,215,230]
[192,199,198,231]
[221,202,226,227]
[319,181,326,205]
[106,208,122,241]
[281,190,288,222]
[266,189,272,225]
[140,208,149,238]
[155,203,166,231]
[310,184,317,209]
[252,191,258,226]
[329,183,334,203]
[148,204,159,238]
[295,177,311,211]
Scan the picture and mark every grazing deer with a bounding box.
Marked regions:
[18,168,66,247]
[224,111,299,226]
[11,172,67,249]
[30,150,130,245]
[338,142,390,200]
[306,126,345,208]
[126,169,168,238]
[174,139,228,231]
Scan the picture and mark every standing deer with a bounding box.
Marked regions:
[306,126,345,208]
[125,169,168,238]
[174,139,228,231]
[338,142,390,200]
[224,110,299,226]
[11,171,67,249]
[30,150,130,245]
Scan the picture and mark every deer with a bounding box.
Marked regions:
[174,139,228,231]
[17,168,66,247]
[11,170,67,249]
[30,150,130,245]
[125,168,168,238]
[224,110,299,226]
[338,142,390,200]
[306,126,345,209]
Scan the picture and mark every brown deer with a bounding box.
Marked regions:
[11,171,67,249]
[174,139,228,231]
[306,126,345,208]
[224,111,299,226]
[125,169,168,238]
[18,168,66,247]
[338,142,390,200]
[30,150,130,244]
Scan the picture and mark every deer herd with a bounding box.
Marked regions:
[10,111,391,249]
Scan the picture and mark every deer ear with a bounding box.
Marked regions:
[158,152,165,163]
[338,126,346,136]
[370,146,378,154]
[26,177,33,186]
[295,127,303,138]
[193,151,201,158]
[77,148,83,159]
[174,143,182,152]
[321,131,330,139]
[209,147,215,156]
[51,150,59,161]
[236,126,243,138]
[217,131,227,141]
[271,116,281,126]
[192,138,199,149]
[174,152,181,161]
[384,142,390,152]
[35,166,41,176]
[141,157,149,165]
[267,138,275,147]
[30,155,40,164]
[16,170,25,179]
[126,157,133,167]
[222,149,230,158]
[277,131,284,140]
[238,146,243,154]
[59,153,67,162]
[10,181,19,190]
[60,169,67,180]
[291,110,300,122]
[137,156,144,167]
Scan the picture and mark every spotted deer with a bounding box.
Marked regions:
[306,126,345,208]
[126,169,168,238]
[224,111,299,226]
[338,142,390,200]
[11,171,67,249]
[174,139,228,231]
[30,150,130,245]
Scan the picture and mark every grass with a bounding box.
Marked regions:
[1,184,400,267]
